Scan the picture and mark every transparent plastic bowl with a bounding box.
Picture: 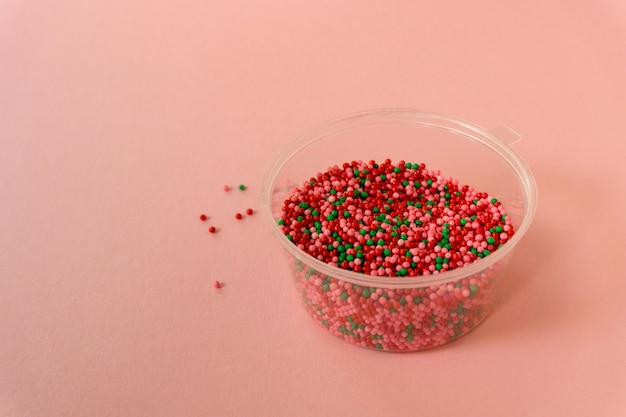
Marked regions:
[261,109,537,351]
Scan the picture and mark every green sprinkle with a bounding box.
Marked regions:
[343,211,351,218]
[406,334,414,342]
[398,268,408,276]
[311,209,319,216]
[491,198,498,204]
[487,237,495,244]
[299,202,309,209]
[366,239,374,246]
[286,234,293,241]
[460,218,468,226]
[495,225,503,233]
[412,163,419,169]
[414,219,422,226]
[383,249,391,256]
[346,255,354,261]
[413,297,422,305]
[362,288,371,298]
[482,249,491,256]
[375,343,383,349]
[238,184,246,190]
[393,167,401,173]
[278,219,285,225]
[427,179,433,186]
[340,291,348,301]
[327,244,334,251]
[322,283,330,291]
[373,207,380,213]
[377,239,385,246]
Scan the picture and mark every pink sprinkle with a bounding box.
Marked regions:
[213,280,222,289]
[223,185,230,192]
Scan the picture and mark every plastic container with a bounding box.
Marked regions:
[261,109,537,351]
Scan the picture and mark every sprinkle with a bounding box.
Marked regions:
[208,226,216,233]
[246,208,254,215]
[276,158,517,351]
[213,280,222,289]
[235,213,243,220]
[223,185,230,192]
[238,184,246,191]
[199,214,207,221]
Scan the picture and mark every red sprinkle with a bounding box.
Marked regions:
[235,213,243,220]
[246,208,254,215]
[208,226,217,233]
[199,214,208,221]
[213,280,222,289]
[223,185,230,192]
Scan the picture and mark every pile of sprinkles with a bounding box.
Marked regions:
[277,159,516,351]
[279,159,513,277]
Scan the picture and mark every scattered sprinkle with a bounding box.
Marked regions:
[235,212,243,220]
[213,280,222,289]
[238,184,246,191]
[246,208,254,215]
[208,226,217,233]
[199,214,208,221]
[223,185,230,192]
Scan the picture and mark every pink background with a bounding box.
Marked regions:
[2,1,626,416]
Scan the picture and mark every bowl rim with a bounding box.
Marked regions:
[260,108,538,288]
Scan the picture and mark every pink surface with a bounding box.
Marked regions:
[1,1,626,416]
